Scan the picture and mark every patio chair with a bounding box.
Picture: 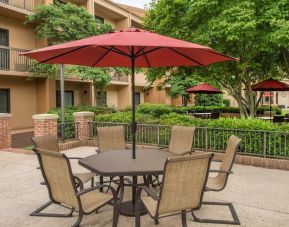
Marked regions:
[33,148,119,227]
[150,126,196,187]
[210,112,220,119]
[96,126,126,152]
[32,135,95,189]
[191,135,242,225]
[31,135,96,218]
[273,115,284,123]
[135,152,214,227]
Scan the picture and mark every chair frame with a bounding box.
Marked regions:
[32,148,119,227]
[191,135,242,225]
[135,153,213,227]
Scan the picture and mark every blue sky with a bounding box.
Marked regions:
[114,0,151,8]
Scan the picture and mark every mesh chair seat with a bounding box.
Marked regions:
[80,190,113,213]
[74,172,96,185]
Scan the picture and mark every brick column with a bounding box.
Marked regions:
[73,112,94,144]
[33,114,58,137]
[0,113,12,149]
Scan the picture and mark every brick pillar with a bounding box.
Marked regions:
[0,113,12,149]
[73,112,94,144]
[33,114,58,137]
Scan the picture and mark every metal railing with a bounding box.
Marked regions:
[0,0,43,11]
[89,122,289,159]
[58,122,79,141]
[0,46,34,72]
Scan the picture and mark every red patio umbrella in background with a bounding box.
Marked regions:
[186,83,222,112]
[252,78,289,119]
[21,27,236,159]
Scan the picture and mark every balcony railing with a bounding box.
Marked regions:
[0,0,43,12]
[111,75,129,82]
[0,46,33,72]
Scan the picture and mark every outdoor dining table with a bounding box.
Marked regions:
[78,149,176,217]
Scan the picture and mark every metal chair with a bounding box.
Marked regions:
[135,152,213,227]
[33,148,119,227]
[31,135,95,217]
[273,115,285,123]
[210,112,220,119]
[192,135,242,225]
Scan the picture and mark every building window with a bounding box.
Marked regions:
[96,91,106,106]
[135,92,141,105]
[0,28,9,70]
[95,16,104,24]
[56,91,74,107]
[0,89,10,113]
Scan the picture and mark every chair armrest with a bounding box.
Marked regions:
[209,170,233,174]
[181,150,196,155]
[76,184,117,198]
[211,159,222,162]
[140,186,160,201]
[68,157,82,160]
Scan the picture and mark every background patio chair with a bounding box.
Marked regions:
[150,126,196,187]
[210,112,220,119]
[33,148,119,227]
[192,135,242,225]
[135,152,213,227]
[273,115,284,123]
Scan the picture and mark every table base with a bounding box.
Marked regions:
[119,201,147,217]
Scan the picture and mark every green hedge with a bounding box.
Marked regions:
[134,103,281,117]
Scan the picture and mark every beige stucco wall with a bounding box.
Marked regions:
[0,16,36,50]
[106,86,119,107]
[0,75,36,130]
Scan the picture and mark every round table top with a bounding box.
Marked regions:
[78,149,175,177]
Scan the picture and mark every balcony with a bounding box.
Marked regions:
[111,75,129,83]
[0,46,33,72]
[0,0,43,12]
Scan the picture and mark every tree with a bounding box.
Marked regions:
[143,0,289,117]
[194,94,223,107]
[25,2,128,103]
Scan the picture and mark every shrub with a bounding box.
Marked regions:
[223,99,230,107]
[194,94,223,106]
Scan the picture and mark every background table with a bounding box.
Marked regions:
[79,149,175,216]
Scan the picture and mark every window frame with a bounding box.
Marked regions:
[0,89,10,113]
[56,90,74,108]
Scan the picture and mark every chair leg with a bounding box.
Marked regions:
[112,198,119,227]
[30,201,74,217]
[72,213,83,227]
[181,210,187,227]
[192,201,240,225]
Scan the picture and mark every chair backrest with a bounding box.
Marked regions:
[97,126,126,152]
[168,126,195,155]
[264,110,276,116]
[32,134,59,152]
[35,148,79,209]
[217,135,241,189]
[157,153,213,215]
[273,115,284,123]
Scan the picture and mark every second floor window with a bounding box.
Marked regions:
[96,91,106,106]
[95,16,104,24]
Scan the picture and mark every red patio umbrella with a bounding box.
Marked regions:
[186,83,222,112]
[252,78,289,119]
[21,27,236,159]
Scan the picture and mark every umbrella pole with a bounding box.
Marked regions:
[131,50,136,159]
[60,64,65,141]
[270,92,272,121]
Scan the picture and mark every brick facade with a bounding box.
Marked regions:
[33,114,58,137]
[0,114,12,149]
[73,112,94,143]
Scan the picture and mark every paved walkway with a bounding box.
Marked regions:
[0,147,289,227]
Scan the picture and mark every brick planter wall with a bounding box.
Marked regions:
[33,114,58,137]
[0,113,12,149]
[73,112,94,145]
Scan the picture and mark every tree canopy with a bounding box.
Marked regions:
[143,0,289,117]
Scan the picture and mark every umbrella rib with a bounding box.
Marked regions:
[135,47,163,58]
[167,47,204,66]
[100,46,130,57]
[141,49,151,67]
[39,46,88,64]
[135,47,146,56]
[91,47,113,67]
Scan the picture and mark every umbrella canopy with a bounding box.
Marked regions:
[252,78,289,91]
[186,83,222,94]
[21,27,236,159]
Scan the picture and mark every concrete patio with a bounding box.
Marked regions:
[0,147,289,227]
